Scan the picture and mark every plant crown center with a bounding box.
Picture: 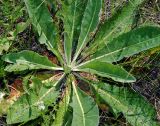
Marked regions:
[64,65,72,74]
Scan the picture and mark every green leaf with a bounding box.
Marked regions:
[7,74,64,124]
[2,50,62,72]
[13,20,30,36]
[71,79,99,126]
[53,77,72,125]
[53,83,71,126]
[79,26,160,65]
[23,75,31,95]
[92,83,159,126]
[60,0,87,64]
[4,64,35,72]
[76,61,136,83]
[24,0,59,56]
[0,60,5,77]
[0,38,11,55]
[84,0,145,55]
[73,0,102,62]
[62,107,73,126]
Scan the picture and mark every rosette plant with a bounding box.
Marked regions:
[2,0,160,125]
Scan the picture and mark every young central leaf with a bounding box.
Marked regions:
[64,65,72,74]
[60,0,87,64]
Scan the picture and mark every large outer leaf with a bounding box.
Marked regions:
[83,0,145,55]
[73,0,102,62]
[79,26,160,66]
[92,83,159,126]
[76,61,136,83]
[24,0,60,57]
[7,74,65,124]
[71,79,99,126]
[2,50,62,71]
[60,0,87,64]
